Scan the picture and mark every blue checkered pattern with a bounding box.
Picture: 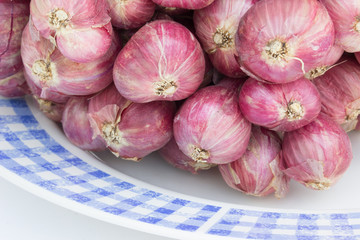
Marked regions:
[0,97,360,239]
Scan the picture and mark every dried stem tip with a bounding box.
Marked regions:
[305,179,331,190]
[286,101,304,120]
[190,145,210,162]
[49,9,69,29]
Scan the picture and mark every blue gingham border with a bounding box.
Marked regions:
[0,97,360,239]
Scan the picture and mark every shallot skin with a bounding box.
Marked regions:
[62,97,106,151]
[313,59,360,132]
[0,70,28,98]
[152,0,215,10]
[219,126,289,198]
[321,0,360,53]
[21,23,120,97]
[113,20,205,103]
[239,77,321,132]
[282,113,352,190]
[107,0,156,29]
[173,83,251,165]
[30,0,113,63]
[236,0,335,84]
[193,0,255,78]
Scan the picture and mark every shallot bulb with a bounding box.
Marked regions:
[239,78,321,132]
[304,43,344,80]
[33,95,66,122]
[173,79,251,165]
[313,59,360,132]
[21,23,120,96]
[321,0,360,53]
[113,20,205,103]
[152,0,215,10]
[282,113,352,190]
[88,84,175,161]
[194,0,255,78]
[30,0,113,63]
[236,0,335,84]
[107,0,156,29]
[0,1,29,97]
[159,138,215,174]
[62,97,106,151]
[219,126,289,198]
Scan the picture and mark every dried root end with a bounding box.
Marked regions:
[35,97,55,113]
[286,100,304,120]
[346,109,360,121]
[32,60,53,83]
[154,80,177,97]
[354,17,360,33]
[212,28,233,49]
[122,156,142,162]
[305,66,328,80]
[305,179,331,190]
[264,39,288,61]
[49,9,69,29]
[102,122,122,146]
[188,160,216,172]
[190,145,210,163]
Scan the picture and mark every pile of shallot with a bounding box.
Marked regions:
[2,0,360,198]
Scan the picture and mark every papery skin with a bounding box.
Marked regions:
[152,0,215,10]
[313,59,360,132]
[159,137,215,174]
[21,23,120,96]
[113,20,205,103]
[219,126,289,198]
[32,94,66,122]
[30,0,112,63]
[321,0,360,53]
[194,0,256,78]
[107,0,156,29]
[239,78,321,132]
[0,1,29,97]
[282,113,352,190]
[173,82,251,165]
[62,97,106,151]
[88,84,175,160]
[236,0,335,84]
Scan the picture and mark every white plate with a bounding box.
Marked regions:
[0,96,359,240]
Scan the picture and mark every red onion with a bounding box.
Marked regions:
[88,84,175,161]
[152,0,215,10]
[236,0,335,84]
[219,126,288,198]
[193,0,255,78]
[62,97,106,151]
[239,77,321,132]
[0,1,29,97]
[159,137,215,174]
[320,0,360,53]
[107,0,156,29]
[313,59,360,132]
[173,79,251,165]
[21,23,120,96]
[113,20,205,103]
[282,113,352,190]
[30,0,113,63]
[304,43,344,80]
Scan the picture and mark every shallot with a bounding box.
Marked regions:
[88,84,175,160]
[219,126,288,198]
[313,58,360,132]
[194,0,255,78]
[30,0,113,63]
[238,77,321,132]
[173,79,251,165]
[113,20,205,103]
[282,113,352,190]
[236,0,335,84]
[152,0,215,10]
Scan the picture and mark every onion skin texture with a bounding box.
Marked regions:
[173,81,251,165]
[62,97,106,151]
[219,126,289,198]
[152,0,215,10]
[0,70,29,98]
[88,84,175,161]
[282,113,353,190]
[107,0,156,29]
[21,23,120,97]
[193,0,255,78]
[113,20,205,103]
[159,137,215,174]
[30,0,113,63]
[313,59,360,132]
[320,0,360,53]
[236,0,335,84]
[32,95,66,122]
[239,77,321,132]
